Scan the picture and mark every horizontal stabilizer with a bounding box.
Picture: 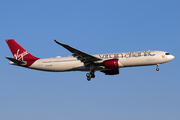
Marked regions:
[6,57,27,65]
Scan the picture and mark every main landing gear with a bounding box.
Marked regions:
[156,64,159,71]
[86,70,95,81]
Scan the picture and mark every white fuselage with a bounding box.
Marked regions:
[26,51,174,72]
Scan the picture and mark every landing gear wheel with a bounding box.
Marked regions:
[91,74,95,78]
[87,77,91,81]
[156,64,159,71]
[86,73,90,77]
[86,70,95,81]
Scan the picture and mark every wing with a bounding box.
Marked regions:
[54,40,102,66]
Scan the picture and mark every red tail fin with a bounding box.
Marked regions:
[6,39,39,66]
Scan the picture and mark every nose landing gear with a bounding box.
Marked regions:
[156,64,159,71]
[86,70,95,81]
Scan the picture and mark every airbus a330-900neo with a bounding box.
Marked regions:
[6,39,174,81]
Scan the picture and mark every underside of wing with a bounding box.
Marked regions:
[54,40,102,66]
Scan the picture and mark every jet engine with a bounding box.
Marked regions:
[104,59,119,68]
[101,69,119,75]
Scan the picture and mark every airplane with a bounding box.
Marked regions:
[6,39,174,81]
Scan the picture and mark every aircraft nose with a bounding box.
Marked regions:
[168,55,175,60]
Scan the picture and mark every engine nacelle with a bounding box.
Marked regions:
[104,59,119,68]
[101,69,119,75]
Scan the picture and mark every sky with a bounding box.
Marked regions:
[0,0,180,120]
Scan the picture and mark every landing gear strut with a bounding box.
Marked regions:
[156,64,159,71]
[86,70,95,81]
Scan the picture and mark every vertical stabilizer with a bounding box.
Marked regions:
[6,39,39,66]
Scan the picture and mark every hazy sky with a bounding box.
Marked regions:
[0,0,180,120]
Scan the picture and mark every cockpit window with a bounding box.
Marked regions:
[165,53,170,55]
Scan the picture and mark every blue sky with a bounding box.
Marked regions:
[0,0,180,120]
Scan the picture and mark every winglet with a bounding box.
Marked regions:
[54,39,60,44]
[54,39,66,46]
[54,39,57,43]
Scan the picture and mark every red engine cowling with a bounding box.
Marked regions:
[104,59,119,68]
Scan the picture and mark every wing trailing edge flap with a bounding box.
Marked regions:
[54,40,102,66]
